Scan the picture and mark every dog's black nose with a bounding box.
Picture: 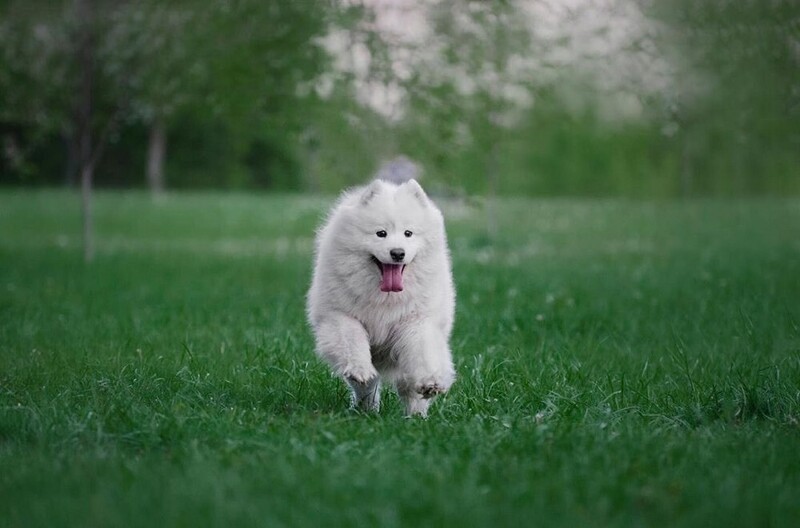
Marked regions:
[390,248,405,262]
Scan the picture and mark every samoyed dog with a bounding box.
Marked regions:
[306,178,456,417]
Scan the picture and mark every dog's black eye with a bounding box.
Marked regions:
[376,230,387,238]
[404,230,413,238]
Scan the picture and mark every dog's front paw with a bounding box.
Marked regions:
[416,380,449,399]
[342,363,379,386]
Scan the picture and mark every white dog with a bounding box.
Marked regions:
[306,178,456,417]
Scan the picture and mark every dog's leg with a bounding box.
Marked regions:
[393,323,456,417]
[348,375,381,412]
[313,312,379,409]
[397,384,432,417]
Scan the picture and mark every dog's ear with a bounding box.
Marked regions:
[403,179,429,206]
[360,180,383,205]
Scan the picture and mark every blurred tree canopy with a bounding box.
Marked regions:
[0,0,798,196]
[0,0,330,191]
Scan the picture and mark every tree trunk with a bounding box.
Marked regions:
[76,0,94,262]
[81,163,94,261]
[147,117,166,196]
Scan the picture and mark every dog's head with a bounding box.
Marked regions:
[347,179,440,292]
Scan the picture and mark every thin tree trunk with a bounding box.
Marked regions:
[147,117,166,196]
[81,164,94,261]
[76,0,94,262]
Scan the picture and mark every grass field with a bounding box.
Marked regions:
[1,190,799,527]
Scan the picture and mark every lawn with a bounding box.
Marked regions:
[1,190,799,527]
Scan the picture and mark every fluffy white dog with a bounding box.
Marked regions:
[306,178,456,417]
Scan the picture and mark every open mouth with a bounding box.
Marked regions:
[371,256,406,292]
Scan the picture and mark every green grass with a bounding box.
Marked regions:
[1,190,799,527]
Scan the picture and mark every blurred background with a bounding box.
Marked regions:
[0,0,798,197]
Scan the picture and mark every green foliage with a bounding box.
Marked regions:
[1,191,800,526]
[0,1,798,195]
[0,0,330,189]
[646,0,800,195]
[389,0,800,197]
[0,2,74,131]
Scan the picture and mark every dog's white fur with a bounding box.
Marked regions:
[306,179,456,416]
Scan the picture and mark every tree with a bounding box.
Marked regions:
[101,3,192,196]
[651,0,800,195]
[1,0,129,261]
[112,0,329,194]
[387,1,534,232]
[73,0,130,261]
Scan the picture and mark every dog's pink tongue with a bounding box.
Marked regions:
[380,263,404,292]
